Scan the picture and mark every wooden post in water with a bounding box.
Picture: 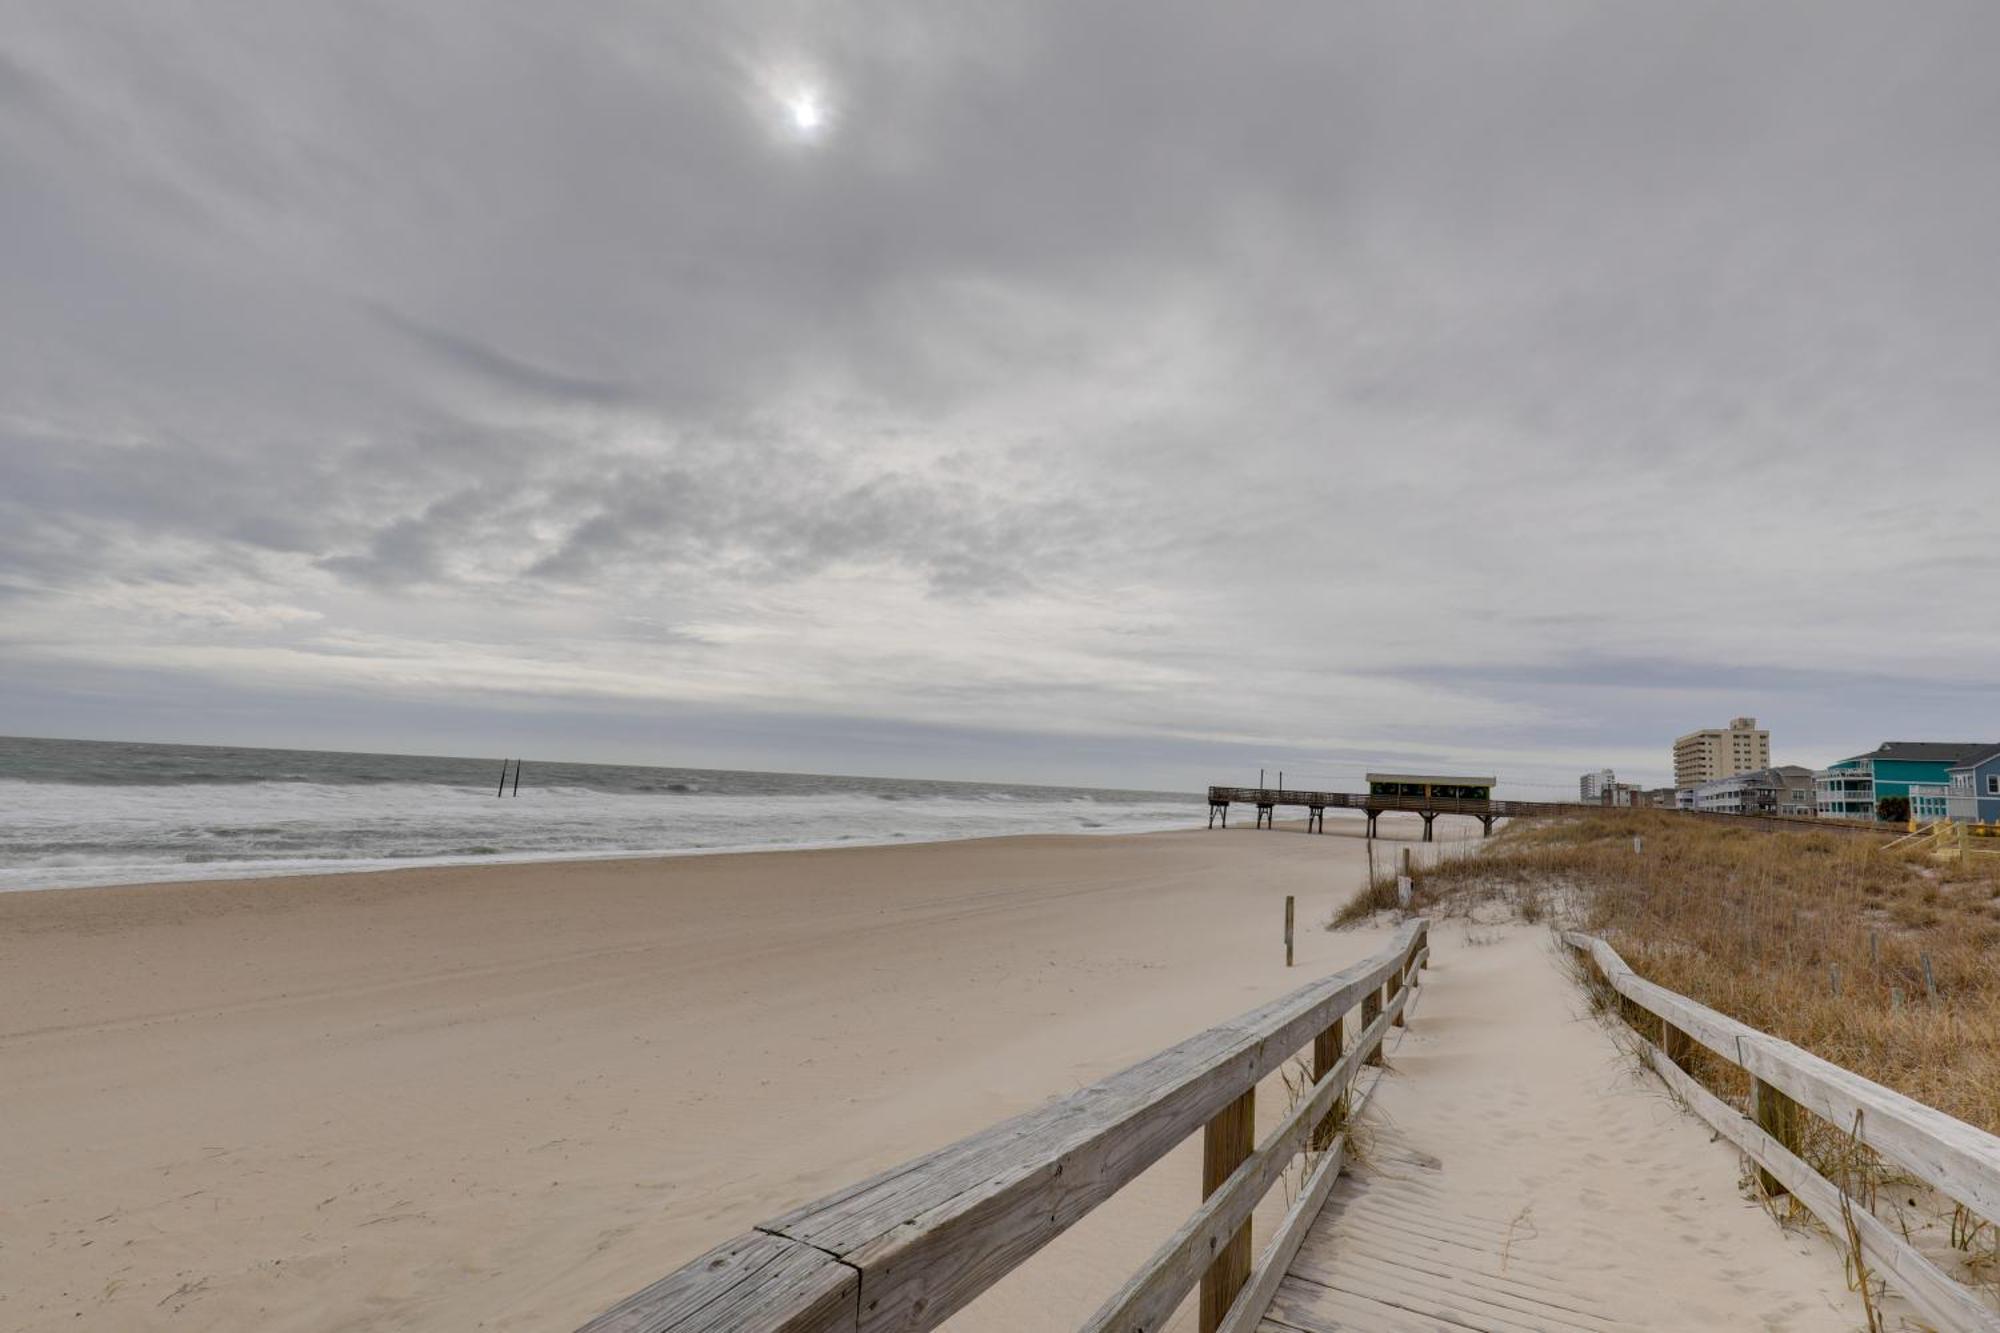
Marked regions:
[1312,1015,1345,1150]
[1199,1088,1255,1333]
[1751,1076,1802,1198]
[512,761,522,797]
[497,760,510,798]
[1283,895,1294,967]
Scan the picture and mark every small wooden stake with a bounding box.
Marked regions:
[1829,964,1841,997]
[1923,954,1938,1003]
[1870,931,1880,969]
[1284,895,1295,967]
[1199,1088,1255,1333]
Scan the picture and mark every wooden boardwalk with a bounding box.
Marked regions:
[571,915,2000,1333]
[1262,1170,1623,1333]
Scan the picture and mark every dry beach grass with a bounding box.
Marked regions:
[1340,809,2000,1299]
[1342,810,2000,1135]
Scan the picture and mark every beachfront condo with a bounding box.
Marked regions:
[1672,717,1770,788]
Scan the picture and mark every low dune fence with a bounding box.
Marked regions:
[576,918,1431,1333]
[1566,931,2000,1332]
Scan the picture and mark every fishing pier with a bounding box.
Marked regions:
[1207,773,1514,841]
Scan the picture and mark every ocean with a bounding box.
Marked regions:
[0,736,1204,892]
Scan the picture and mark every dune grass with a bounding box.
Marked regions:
[1337,811,2000,1136]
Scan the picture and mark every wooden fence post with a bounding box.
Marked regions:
[1200,1088,1255,1333]
[1389,961,1407,1028]
[1284,896,1295,968]
[1312,1017,1345,1150]
[1751,1075,1802,1198]
[1361,989,1384,1065]
[1662,1021,1696,1074]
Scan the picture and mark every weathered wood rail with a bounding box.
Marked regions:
[1565,931,2000,1332]
[575,920,1431,1333]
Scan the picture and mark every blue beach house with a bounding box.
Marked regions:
[1815,741,1998,821]
[1946,748,2000,825]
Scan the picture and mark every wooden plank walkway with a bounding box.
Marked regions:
[574,911,2000,1332]
[1256,925,1902,1333]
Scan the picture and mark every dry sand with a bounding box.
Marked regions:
[0,822,1877,1331]
[1,819,1426,1331]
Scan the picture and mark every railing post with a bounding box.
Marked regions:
[1388,961,1406,1027]
[1200,1088,1255,1333]
[1751,1074,1802,1198]
[1361,988,1384,1065]
[1662,1020,1695,1073]
[1312,1016,1345,1150]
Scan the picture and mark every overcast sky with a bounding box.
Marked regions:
[3,2,1997,794]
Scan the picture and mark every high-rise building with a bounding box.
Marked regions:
[1673,717,1770,787]
[1579,768,1615,802]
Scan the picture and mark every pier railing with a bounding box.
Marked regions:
[1565,931,2000,1332]
[575,919,1430,1333]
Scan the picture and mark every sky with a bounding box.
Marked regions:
[3,2,1997,795]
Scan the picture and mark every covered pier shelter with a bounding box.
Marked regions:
[1364,773,1497,840]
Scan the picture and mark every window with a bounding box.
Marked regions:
[1989,775,1999,796]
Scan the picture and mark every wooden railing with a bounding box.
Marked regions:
[576,919,1431,1333]
[1565,932,2000,1332]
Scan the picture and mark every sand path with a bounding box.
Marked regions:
[1266,922,1897,1332]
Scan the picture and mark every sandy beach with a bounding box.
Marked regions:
[0,820,1884,1332]
[0,819,1442,1332]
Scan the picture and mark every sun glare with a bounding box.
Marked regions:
[787,92,825,135]
[754,59,834,145]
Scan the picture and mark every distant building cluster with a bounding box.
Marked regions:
[1576,767,1672,809]
[1579,721,2000,827]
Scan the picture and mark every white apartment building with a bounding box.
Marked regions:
[1579,768,1616,802]
[1673,717,1771,788]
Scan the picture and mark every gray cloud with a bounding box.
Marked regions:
[4,1,2000,789]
